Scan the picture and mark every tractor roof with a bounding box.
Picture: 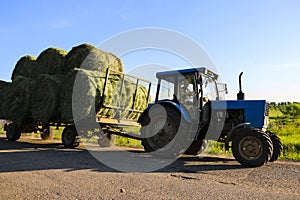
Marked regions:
[156,67,219,81]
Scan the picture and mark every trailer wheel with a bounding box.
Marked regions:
[6,123,22,141]
[232,128,273,167]
[97,133,115,147]
[141,105,189,158]
[41,126,54,140]
[267,131,283,162]
[62,125,80,148]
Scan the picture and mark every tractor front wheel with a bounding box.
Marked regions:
[232,128,273,167]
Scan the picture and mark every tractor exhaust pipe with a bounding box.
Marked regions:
[237,72,245,100]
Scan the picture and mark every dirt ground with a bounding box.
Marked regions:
[0,134,299,200]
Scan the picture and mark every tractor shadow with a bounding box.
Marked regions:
[0,136,246,174]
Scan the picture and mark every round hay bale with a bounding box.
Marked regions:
[0,81,11,119]
[106,52,123,72]
[72,71,99,122]
[36,47,67,75]
[5,77,34,123]
[59,69,106,122]
[11,55,37,81]
[30,74,63,122]
[64,43,123,74]
[129,85,149,120]
[59,72,77,122]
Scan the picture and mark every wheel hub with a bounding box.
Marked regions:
[239,136,262,159]
[150,118,176,149]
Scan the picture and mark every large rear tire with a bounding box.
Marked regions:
[267,131,283,162]
[141,105,190,158]
[62,125,80,148]
[6,123,22,141]
[232,128,273,167]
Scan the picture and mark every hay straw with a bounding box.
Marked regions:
[5,77,34,123]
[64,43,123,74]
[30,74,63,122]
[36,47,67,75]
[0,81,11,119]
[11,55,37,81]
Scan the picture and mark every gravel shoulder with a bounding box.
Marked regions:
[0,135,299,200]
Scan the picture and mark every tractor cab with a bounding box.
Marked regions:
[154,67,227,121]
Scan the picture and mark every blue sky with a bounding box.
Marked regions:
[0,0,299,102]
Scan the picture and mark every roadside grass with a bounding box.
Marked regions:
[268,116,300,161]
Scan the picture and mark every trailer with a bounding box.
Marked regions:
[4,68,152,148]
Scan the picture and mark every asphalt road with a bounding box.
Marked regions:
[0,134,299,200]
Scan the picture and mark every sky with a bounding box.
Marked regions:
[0,0,299,102]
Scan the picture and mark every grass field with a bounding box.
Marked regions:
[268,108,300,160]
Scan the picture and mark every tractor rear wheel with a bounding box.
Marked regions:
[62,125,80,148]
[232,128,273,167]
[267,131,283,162]
[141,105,189,158]
[6,123,22,141]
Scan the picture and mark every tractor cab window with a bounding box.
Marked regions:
[178,76,195,104]
[157,74,197,105]
[158,79,174,100]
[202,77,218,100]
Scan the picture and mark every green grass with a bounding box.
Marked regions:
[114,126,142,148]
[268,116,300,161]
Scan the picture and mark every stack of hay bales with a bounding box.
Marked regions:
[0,43,149,124]
[5,77,34,124]
[0,81,11,120]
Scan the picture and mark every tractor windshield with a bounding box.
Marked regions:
[158,79,175,100]
[157,74,197,105]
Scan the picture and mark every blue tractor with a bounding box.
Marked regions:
[138,67,282,167]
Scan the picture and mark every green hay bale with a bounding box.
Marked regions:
[11,55,37,81]
[128,85,149,120]
[106,52,123,72]
[36,47,68,75]
[59,72,77,122]
[30,74,63,122]
[59,69,108,122]
[59,68,150,122]
[64,43,123,74]
[0,81,11,119]
[5,77,34,123]
[99,77,150,120]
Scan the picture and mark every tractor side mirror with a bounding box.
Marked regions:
[225,84,228,94]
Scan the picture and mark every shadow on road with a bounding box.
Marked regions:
[0,136,247,173]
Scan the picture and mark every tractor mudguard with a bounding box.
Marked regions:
[138,101,191,125]
[224,122,251,151]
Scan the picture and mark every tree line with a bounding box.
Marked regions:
[269,102,300,118]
